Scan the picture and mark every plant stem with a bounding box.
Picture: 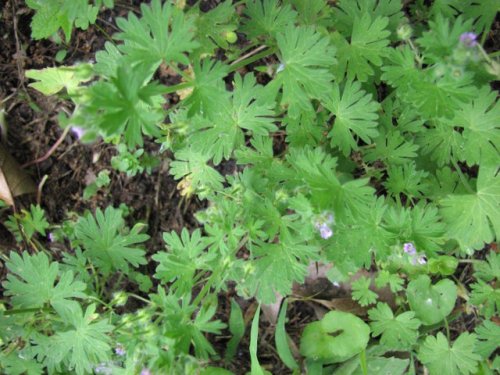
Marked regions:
[4,307,49,315]
[229,47,277,73]
[444,316,451,342]
[451,159,474,194]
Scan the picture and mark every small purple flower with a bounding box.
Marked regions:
[48,232,55,242]
[459,32,478,48]
[114,345,126,356]
[71,126,86,139]
[403,242,417,256]
[140,369,152,375]
[313,211,335,239]
[318,223,333,239]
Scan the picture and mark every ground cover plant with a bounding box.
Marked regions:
[0,0,499,374]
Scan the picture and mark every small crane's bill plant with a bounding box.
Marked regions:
[1,0,499,374]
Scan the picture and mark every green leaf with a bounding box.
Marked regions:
[242,0,297,40]
[368,303,421,349]
[364,129,419,165]
[83,64,165,148]
[406,275,457,325]
[170,147,225,197]
[26,64,93,96]
[275,300,299,370]
[115,0,198,71]
[6,204,50,241]
[250,305,265,375]
[475,320,500,358]
[452,87,500,166]
[273,24,336,117]
[417,15,474,64]
[34,304,113,375]
[440,165,500,251]
[182,59,228,118]
[153,228,214,294]
[474,251,500,282]
[470,280,500,319]
[323,80,379,156]
[465,0,500,34]
[191,2,237,56]
[75,206,148,275]
[332,14,390,81]
[3,251,86,309]
[225,299,246,361]
[428,256,459,276]
[351,276,378,306]
[247,241,318,303]
[375,270,404,292]
[418,332,481,375]
[189,73,277,164]
[300,311,370,363]
[384,162,429,199]
[27,0,106,41]
[333,0,405,40]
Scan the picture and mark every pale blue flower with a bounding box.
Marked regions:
[403,242,416,256]
[459,32,478,47]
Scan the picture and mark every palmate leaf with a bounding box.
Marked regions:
[333,0,404,39]
[470,280,500,318]
[418,332,481,375]
[381,48,477,120]
[246,240,319,303]
[33,304,113,375]
[153,228,215,294]
[417,15,474,64]
[465,0,500,34]
[452,87,500,166]
[383,203,445,254]
[182,59,229,118]
[3,252,86,309]
[440,165,500,250]
[191,2,237,56]
[75,206,148,275]
[273,24,336,117]
[115,0,198,71]
[332,14,390,82]
[475,320,500,358]
[26,0,109,41]
[368,303,421,349]
[84,64,165,148]
[351,276,378,306]
[170,147,225,197]
[324,80,379,156]
[474,251,500,282]
[241,0,297,40]
[364,129,419,165]
[189,73,276,165]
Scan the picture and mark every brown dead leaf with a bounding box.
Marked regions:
[0,144,36,206]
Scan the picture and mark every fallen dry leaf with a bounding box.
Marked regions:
[0,144,36,206]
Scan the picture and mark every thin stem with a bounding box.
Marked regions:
[488,50,500,58]
[22,127,71,168]
[230,45,268,67]
[451,159,474,194]
[229,47,277,73]
[128,293,151,305]
[4,307,50,315]
[444,316,451,342]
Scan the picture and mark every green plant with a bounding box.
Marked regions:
[2,0,499,373]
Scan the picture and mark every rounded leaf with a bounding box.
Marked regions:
[300,311,370,363]
[407,275,457,325]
